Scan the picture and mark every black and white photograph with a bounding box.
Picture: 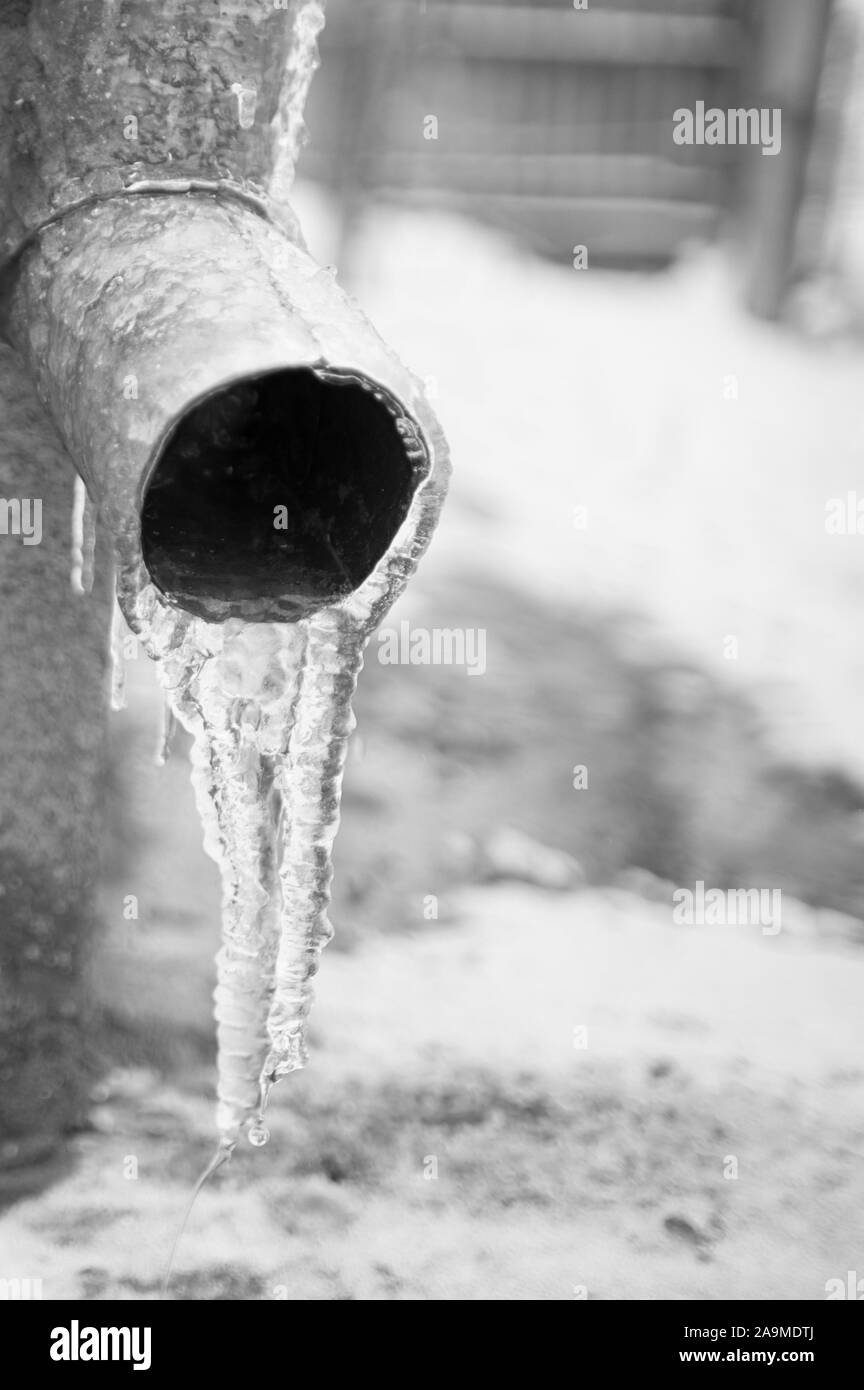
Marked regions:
[0,0,862,1341]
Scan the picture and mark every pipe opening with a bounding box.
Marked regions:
[141,368,421,622]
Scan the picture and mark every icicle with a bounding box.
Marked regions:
[270,1,326,201]
[155,694,177,766]
[120,570,314,1146]
[70,475,97,595]
[116,570,405,1146]
[199,707,283,1142]
[261,611,364,1092]
[110,602,128,712]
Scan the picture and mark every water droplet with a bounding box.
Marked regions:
[248,1123,270,1147]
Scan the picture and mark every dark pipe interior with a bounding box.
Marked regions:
[141,369,420,622]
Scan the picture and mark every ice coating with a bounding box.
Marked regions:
[270,1,327,206]
[110,602,128,713]
[146,586,376,1284]
[116,506,439,1148]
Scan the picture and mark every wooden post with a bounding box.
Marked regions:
[743,0,835,319]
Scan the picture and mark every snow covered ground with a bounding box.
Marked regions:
[2,884,862,1300]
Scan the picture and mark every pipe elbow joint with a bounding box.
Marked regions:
[2,191,449,628]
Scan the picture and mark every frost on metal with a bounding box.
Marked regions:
[0,0,327,257]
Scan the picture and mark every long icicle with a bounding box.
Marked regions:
[262,610,365,1093]
[191,710,281,1147]
[123,576,318,1145]
[168,616,311,1146]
